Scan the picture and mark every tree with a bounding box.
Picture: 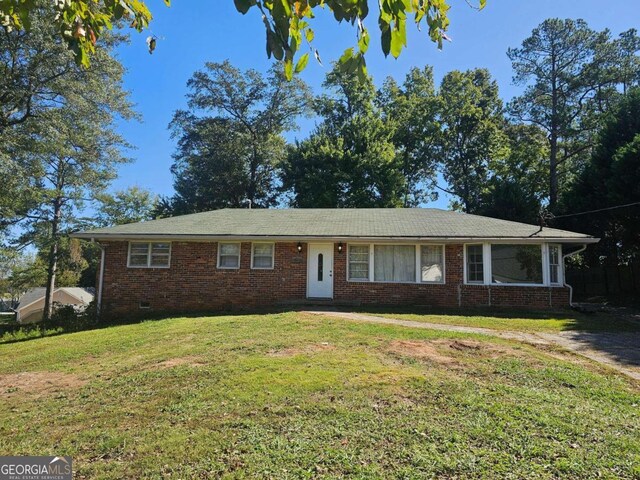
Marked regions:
[476,124,548,224]
[378,67,440,206]
[0,249,43,304]
[1,6,134,321]
[281,65,403,207]
[0,3,133,233]
[16,103,131,321]
[559,88,640,265]
[436,69,508,213]
[476,178,541,225]
[94,187,157,227]
[508,19,640,208]
[163,61,311,214]
[1,0,483,77]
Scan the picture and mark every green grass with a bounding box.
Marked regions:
[359,307,640,333]
[0,312,638,478]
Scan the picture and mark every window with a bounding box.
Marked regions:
[466,244,484,283]
[128,242,171,268]
[252,243,274,269]
[317,253,324,281]
[421,245,444,283]
[491,244,543,284]
[218,242,240,269]
[348,245,369,280]
[549,245,561,284]
[374,245,415,282]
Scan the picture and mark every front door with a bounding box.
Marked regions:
[307,243,334,298]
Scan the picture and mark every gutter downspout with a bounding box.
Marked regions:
[563,244,587,308]
[93,238,105,318]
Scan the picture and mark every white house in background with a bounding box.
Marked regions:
[15,287,94,324]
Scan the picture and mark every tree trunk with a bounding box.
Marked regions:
[248,137,258,207]
[549,132,558,209]
[43,198,62,322]
[549,51,559,210]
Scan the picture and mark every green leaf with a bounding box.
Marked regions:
[381,27,391,57]
[358,28,369,54]
[284,58,293,80]
[266,29,284,60]
[305,28,314,43]
[163,0,170,5]
[279,0,292,16]
[390,18,406,58]
[294,52,309,73]
[356,55,368,83]
[233,0,255,14]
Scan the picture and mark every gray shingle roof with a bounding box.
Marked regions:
[17,287,94,308]
[72,208,597,242]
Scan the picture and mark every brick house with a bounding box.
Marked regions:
[72,209,598,317]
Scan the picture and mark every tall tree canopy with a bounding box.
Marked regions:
[559,88,640,265]
[508,19,640,208]
[0,3,133,230]
[0,0,483,78]
[436,69,507,213]
[0,4,134,320]
[475,124,548,224]
[282,65,406,207]
[94,187,158,228]
[163,61,311,215]
[378,67,440,206]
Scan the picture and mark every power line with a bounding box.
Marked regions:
[550,201,640,220]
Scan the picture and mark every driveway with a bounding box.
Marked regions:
[306,310,640,381]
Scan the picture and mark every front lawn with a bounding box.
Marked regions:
[0,312,638,478]
[360,307,639,333]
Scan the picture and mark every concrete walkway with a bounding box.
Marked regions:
[305,310,640,381]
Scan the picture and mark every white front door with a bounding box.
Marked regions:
[307,243,334,298]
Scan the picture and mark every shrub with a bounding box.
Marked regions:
[48,300,98,331]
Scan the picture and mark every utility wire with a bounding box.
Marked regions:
[550,201,640,220]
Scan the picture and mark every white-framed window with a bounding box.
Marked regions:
[251,243,274,269]
[347,243,446,284]
[127,242,171,268]
[491,244,543,285]
[348,245,370,281]
[548,244,561,285]
[465,244,484,283]
[464,242,561,287]
[421,245,445,283]
[218,242,241,269]
[374,245,416,283]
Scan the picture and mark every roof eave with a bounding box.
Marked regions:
[71,232,599,244]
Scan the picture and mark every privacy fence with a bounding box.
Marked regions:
[565,262,640,297]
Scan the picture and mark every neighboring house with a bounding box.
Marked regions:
[71,208,598,317]
[0,296,17,312]
[15,287,95,324]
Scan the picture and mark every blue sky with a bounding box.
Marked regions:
[110,0,640,209]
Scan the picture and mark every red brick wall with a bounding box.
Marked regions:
[333,243,569,309]
[99,241,570,317]
[100,241,308,317]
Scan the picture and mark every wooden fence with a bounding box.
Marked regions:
[565,263,640,297]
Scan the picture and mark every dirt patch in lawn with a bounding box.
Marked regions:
[388,340,458,365]
[388,339,527,366]
[153,356,207,369]
[267,343,335,357]
[0,371,86,398]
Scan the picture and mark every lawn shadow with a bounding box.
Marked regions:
[0,306,306,345]
[351,304,640,332]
